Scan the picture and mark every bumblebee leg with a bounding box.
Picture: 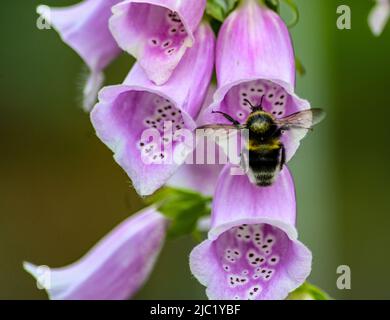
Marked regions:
[280,146,286,170]
[212,110,241,126]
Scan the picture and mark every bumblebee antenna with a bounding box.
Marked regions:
[243,97,264,111]
[243,99,256,111]
[259,95,265,109]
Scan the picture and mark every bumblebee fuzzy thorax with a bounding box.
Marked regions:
[246,111,276,136]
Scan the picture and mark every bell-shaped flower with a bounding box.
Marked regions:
[369,0,390,36]
[24,207,167,300]
[202,0,311,161]
[190,165,312,300]
[37,0,122,110]
[109,0,206,85]
[91,23,215,196]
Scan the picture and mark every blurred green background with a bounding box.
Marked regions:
[0,0,389,299]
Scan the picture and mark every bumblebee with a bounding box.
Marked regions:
[199,97,326,187]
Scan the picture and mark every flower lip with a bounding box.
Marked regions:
[190,221,312,300]
[109,0,206,85]
[91,82,196,196]
[206,77,310,122]
[208,217,298,242]
[97,84,197,131]
[200,77,311,163]
[92,84,197,173]
[111,0,196,46]
[213,78,294,106]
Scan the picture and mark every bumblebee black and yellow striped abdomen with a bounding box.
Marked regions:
[247,138,285,187]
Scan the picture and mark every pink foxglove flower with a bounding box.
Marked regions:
[109,0,206,85]
[202,0,311,162]
[190,165,312,300]
[91,23,215,196]
[369,0,390,36]
[37,0,122,110]
[24,207,167,300]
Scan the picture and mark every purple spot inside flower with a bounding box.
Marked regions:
[219,80,294,118]
[140,7,188,63]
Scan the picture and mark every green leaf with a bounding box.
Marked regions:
[206,0,225,22]
[295,56,306,76]
[225,0,239,11]
[145,187,204,206]
[206,0,239,22]
[165,201,210,238]
[287,282,332,300]
[145,187,212,239]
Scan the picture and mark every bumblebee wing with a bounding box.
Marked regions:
[275,108,326,130]
[276,109,326,161]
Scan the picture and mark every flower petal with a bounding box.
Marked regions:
[91,23,215,196]
[37,0,122,110]
[24,207,167,300]
[216,0,295,89]
[210,165,297,239]
[201,0,310,161]
[190,165,312,300]
[109,0,206,85]
[369,0,390,36]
